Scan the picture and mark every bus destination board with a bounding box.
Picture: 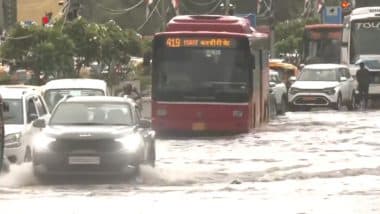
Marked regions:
[166,37,236,48]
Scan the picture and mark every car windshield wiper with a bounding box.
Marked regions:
[51,122,104,126]
[105,123,131,126]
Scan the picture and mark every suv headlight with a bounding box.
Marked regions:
[5,133,21,148]
[116,134,143,153]
[34,135,55,152]
[323,87,336,95]
[289,87,300,95]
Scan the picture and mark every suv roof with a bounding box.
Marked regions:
[304,64,347,70]
[43,78,107,90]
[64,96,135,104]
[0,86,39,99]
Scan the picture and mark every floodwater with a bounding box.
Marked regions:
[1,110,380,214]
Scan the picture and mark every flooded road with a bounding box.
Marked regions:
[1,110,380,213]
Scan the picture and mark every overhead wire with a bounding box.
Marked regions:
[180,0,223,14]
[96,0,145,14]
[137,0,161,32]
[185,0,219,7]
[257,0,273,18]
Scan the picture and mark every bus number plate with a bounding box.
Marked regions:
[192,122,206,131]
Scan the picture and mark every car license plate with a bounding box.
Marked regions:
[303,96,316,101]
[68,156,100,165]
[192,122,206,131]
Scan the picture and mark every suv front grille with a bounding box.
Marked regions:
[50,139,122,153]
[294,96,329,105]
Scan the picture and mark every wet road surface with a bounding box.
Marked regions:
[1,110,380,213]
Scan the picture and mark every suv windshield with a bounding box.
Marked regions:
[44,89,105,110]
[3,99,23,125]
[298,69,338,81]
[50,102,133,126]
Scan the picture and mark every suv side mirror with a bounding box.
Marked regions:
[138,119,151,129]
[32,119,46,128]
[28,114,39,123]
[340,76,348,82]
[289,76,297,82]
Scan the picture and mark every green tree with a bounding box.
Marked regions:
[63,18,101,74]
[274,17,319,56]
[1,24,75,84]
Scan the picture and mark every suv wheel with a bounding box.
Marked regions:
[334,94,343,110]
[24,148,32,162]
[148,142,156,167]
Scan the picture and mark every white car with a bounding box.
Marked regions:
[42,78,110,111]
[269,70,288,115]
[1,86,49,164]
[288,64,356,110]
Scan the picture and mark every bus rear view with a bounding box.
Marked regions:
[151,15,269,134]
[153,35,251,133]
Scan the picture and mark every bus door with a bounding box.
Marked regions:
[252,50,261,127]
[0,96,4,173]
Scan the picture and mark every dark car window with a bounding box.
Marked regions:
[26,98,38,123]
[299,69,339,81]
[44,89,105,111]
[50,102,133,126]
[3,99,23,124]
[35,96,47,116]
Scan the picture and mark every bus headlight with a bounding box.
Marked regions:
[5,133,21,148]
[117,134,143,153]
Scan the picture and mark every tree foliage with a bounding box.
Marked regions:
[0,18,143,85]
[274,17,319,56]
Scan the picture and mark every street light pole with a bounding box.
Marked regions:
[225,0,230,15]
[161,0,167,31]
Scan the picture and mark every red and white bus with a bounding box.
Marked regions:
[302,24,343,65]
[151,15,269,133]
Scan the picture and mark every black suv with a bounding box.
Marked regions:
[31,96,155,178]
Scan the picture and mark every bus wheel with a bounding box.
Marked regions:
[288,104,297,112]
[334,94,343,110]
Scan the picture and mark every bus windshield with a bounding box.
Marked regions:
[303,28,342,64]
[304,39,341,64]
[355,0,379,7]
[153,37,251,102]
[351,20,380,62]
